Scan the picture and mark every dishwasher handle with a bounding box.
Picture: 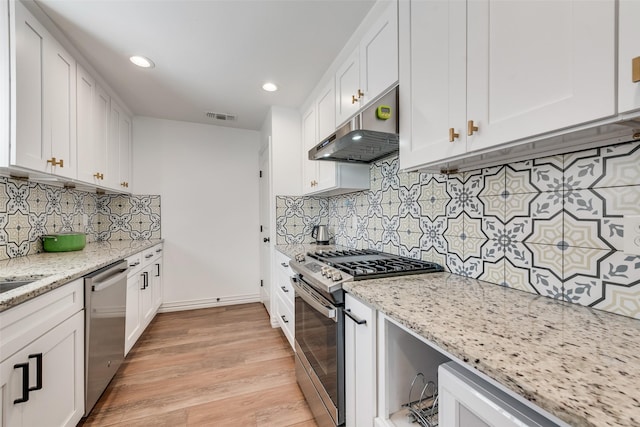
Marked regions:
[91,267,128,292]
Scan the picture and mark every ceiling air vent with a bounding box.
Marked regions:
[205,111,237,121]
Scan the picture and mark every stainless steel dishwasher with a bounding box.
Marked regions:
[84,259,128,416]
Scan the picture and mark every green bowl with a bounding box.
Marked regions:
[42,233,86,252]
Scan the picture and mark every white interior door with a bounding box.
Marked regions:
[259,138,272,315]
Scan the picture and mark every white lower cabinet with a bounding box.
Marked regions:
[273,251,294,349]
[0,281,85,427]
[125,244,163,355]
[345,293,376,427]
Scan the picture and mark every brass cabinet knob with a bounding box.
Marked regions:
[47,157,63,167]
[120,182,129,188]
[357,89,364,99]
[449,128,460,142]
[351,95,358,104]
[633,56,640,83]
[468,120,479,136]
[93,172,104,180]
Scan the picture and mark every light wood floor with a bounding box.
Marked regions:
[79,303,318,427]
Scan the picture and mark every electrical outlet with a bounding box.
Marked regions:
[623,215,640,255]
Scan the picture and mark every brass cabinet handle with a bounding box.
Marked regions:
[120,182,129,188]
[357,89,364,99]
[47,157,63,167]
[93,172,104,180]
[449,128,459,142]
[633,56,640,83]
[351,95,358,104]
[468,120,479,136]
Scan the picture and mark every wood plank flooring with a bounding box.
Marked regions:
[79,303,318,427]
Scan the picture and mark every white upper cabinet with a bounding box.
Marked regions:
[302,105,317,193]
[335,48,361,126]
[106,99,132,192]
[619,0,640,115]
[400,0,616,171]
[76,64,98,184]
[335,1,398,126]
[359,1,398,107]
[14,1,77,179]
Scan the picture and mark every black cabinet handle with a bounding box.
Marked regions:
[155,263,161,277]
[281,315,289,324]
[130,261,140,267]
[141,272,149,290]
[344,309,367,325]
[13,363,29,404]
[28,353,43,392]
[263,237,270,243]
[280,286,289,293]
[281,262,289,268]
[145,254,154,259]
[155,248,162,253]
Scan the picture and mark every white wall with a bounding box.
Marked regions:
[133,116,261,311]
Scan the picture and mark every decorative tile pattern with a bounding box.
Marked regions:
[273,140,640,319]
[0,177,161,260]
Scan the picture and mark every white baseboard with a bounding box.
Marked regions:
[158,293,262,313]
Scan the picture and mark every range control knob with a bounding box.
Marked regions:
[331,272,343,281]
[295,253,306,262]
[321,267,331,277]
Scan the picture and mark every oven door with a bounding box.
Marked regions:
[292,275,344,426]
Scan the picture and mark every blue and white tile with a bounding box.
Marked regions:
[6,180,30,215]
[381,215,401,246]
[508,155,564,194]
[381,158,400,190]
[479,166,506,197]
[479,258,506,286]
[367,190,383,218]
[397,215,422,252]
[563,211,613,251]
[568,140,640,189]
[419,216,448,254]
[562,247,613,306]
[503,260,538,294]
[398,185,422,218]
[524,209,563,246]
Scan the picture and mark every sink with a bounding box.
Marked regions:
[0,281,35,294]
[0,275,49,294]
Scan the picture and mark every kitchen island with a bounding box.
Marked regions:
[344,272,640,427]
[0,239,163,312]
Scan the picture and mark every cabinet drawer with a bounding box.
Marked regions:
[274,251,293,275]
[275,292,294,349]
[0,279,83,362]
[126,252,143,275]
[275,272,295,306]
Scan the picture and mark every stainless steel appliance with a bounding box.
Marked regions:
[311,225,330,245]
[84,260,128,416]
[291,249,443,426]
[308,87,399,164]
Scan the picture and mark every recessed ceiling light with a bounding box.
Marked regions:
[130,55,155,68]
[262,82,278,92]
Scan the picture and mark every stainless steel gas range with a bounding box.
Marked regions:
[289,249,443,427]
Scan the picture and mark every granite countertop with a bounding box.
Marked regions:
[0,239,163,312]
[344,273,640,427]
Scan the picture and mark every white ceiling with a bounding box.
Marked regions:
[33,0,377,130]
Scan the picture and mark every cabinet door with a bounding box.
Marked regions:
[359,1,398,106]
[151,257,163,313]
[335,47,360,126]
[46,37,76,179]
[93,84,110,186]
[315,80,337,191]
[619,0,640,115]
[399,0,466,171]
[118,113,132,191]
[140,267,154,328]
[301,106,318,194]
[466,0,616,153]
[345,294,376,427]
[0,311,84,427]
[76,64,98,184]
[14,1,49,172]
[106,99,125,190]
[125,273,142,355]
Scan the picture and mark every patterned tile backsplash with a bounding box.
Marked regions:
[276,140,640,320]
[0,176,161,260]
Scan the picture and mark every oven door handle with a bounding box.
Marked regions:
[291,276,337,322]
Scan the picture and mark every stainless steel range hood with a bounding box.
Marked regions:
[309,87,399,164]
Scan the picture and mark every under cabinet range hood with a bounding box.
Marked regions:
[309,87,399,163]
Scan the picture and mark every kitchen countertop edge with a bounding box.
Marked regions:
[0,239,164,312]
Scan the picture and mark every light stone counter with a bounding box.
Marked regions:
[0,239,163,312]
[344,272,640,427]
[274,244,338,259]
